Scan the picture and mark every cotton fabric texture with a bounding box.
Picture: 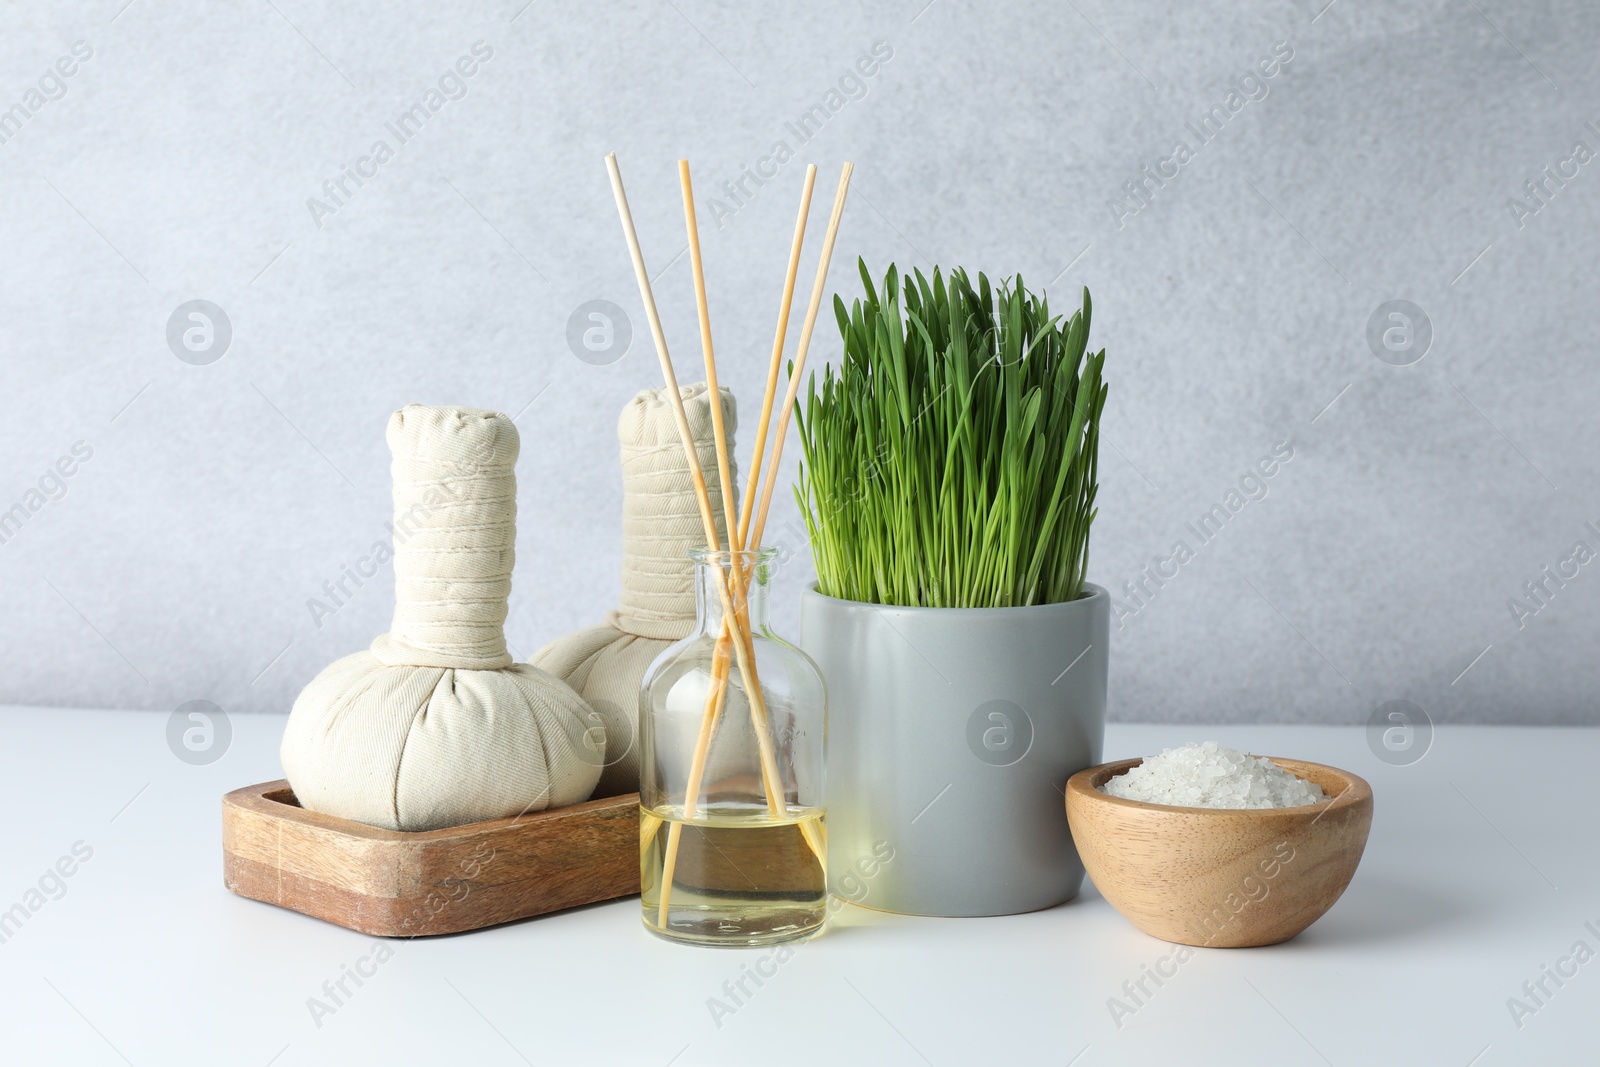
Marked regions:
[281,405,602,831]
[531,383,735,798]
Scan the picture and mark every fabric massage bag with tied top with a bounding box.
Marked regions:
[280,405,603,832]
[531,383,736,798]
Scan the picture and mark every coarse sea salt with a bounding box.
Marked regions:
[1100,741,1327,809]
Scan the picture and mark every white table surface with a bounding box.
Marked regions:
[0,708,1592,1066]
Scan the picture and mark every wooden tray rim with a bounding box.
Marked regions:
[222,780,640,841]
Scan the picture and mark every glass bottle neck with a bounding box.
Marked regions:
[693,551,774,636]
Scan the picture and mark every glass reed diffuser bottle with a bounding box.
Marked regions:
[640,547,827,946]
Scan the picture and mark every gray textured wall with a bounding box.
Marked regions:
[1,0,1595,727]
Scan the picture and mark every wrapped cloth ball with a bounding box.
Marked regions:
[280,405,602,831]
[531,383,735,798]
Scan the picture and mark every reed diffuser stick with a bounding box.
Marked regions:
[677,158,749,830]
[679,159,743,579]
[604,153,719,541]
[676,160,752,681]
[748,161,853,552]
[738,163,817,548]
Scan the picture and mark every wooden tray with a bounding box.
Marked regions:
[222,781,640,936]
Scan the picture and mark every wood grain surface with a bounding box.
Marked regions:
[222,781,640,936]
[1065,757,1373,948]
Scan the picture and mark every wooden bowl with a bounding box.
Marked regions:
[1064,757,1373,947]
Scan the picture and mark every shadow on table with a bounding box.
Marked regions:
[1293,874,1478,947]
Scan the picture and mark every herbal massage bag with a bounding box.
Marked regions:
[531,383,735,797]
[281,405,602,831]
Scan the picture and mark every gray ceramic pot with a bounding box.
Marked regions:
[800,583,1109,916]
